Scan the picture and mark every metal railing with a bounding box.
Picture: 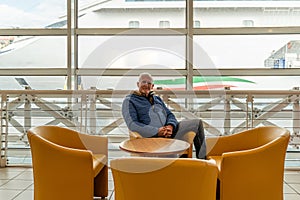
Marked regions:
[1,88,300,167]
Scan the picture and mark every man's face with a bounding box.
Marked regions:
[137,76,154,95]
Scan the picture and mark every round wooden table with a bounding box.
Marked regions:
[119,138,190,157]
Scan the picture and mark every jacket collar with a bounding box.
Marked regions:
[132,90,154,105]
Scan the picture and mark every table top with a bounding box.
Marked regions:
[119,138,190,156]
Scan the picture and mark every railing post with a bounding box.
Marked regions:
[24,93,32,136]
[89,91,97,135]
[0,94,8,167]
[293,87,300,135]
[224,87,231,135]
[80,93,88,133]
[246,94,254,129]
[292,87,300,149]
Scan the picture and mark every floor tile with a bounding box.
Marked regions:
[0,180,10,187]
[0,180,33,190]
[0,190,22,199]
[285,173,300,183]
[109,190,115,200]
[0,172,22,180]
[14,171,33,181]
[289,184,300,193]
[284,184,297,194]
[284,193,300,200]
[13,190,33,200]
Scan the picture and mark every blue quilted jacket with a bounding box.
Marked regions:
[122,91,178,137]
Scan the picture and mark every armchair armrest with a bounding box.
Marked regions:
[79,134,108,155]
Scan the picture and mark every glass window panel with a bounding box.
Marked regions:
[88,75,300,91]
[78,35,185,69]
[78,0,185,28]
[193,35,300,68]
[81,76,137,90]
[81,75,300,91]
[80,75,186,90]
[0,0,67,28]
[228,76,300,90]
[0,76,66,90]
[0,36,67,68]
[194,0,300,28]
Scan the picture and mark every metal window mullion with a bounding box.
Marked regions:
[193,27,300,35]
[76,28,186,35]
[67,0,73,90]
[0,29,67,36]
[185,0,193,111]
[186,0,193,91]
[74,0,79,90]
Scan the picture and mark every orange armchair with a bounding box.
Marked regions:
[206,126,290,200]
[129,131,195,158]
[111,157,218,200]
[27,125,108,200]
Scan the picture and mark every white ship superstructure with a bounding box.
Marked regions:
[1,0,300,89]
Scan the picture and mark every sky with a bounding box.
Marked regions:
[0,0,96,28]
[0,0,65,27]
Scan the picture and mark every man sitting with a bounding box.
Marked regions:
[122,72,206,159]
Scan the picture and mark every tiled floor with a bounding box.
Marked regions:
[1,150,300,200]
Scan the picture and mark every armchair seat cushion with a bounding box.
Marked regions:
[93,154,107,177]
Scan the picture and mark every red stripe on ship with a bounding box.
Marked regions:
[157,85,235,90]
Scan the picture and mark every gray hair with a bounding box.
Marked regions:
[138,72,153,82]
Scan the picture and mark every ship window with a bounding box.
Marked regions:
[129,21,140,28]
[243,20,254,27]
[159,21,170,28]
[194,20,201,28]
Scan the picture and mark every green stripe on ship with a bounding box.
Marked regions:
[153,76,255,85]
